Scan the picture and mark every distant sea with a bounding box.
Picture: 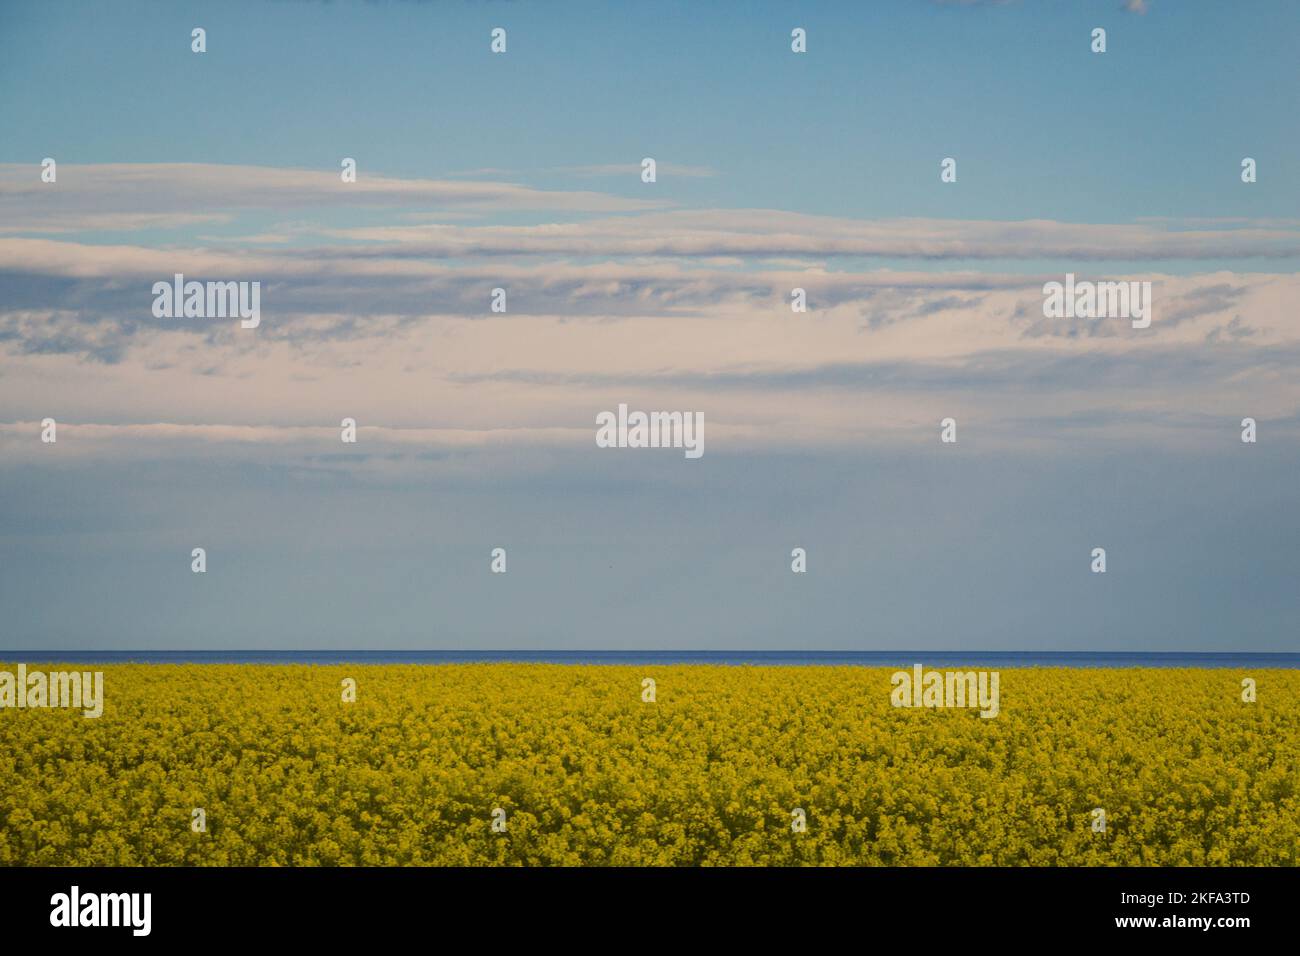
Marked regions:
[3,651,1298,668]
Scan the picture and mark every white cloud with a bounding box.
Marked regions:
[0,162,666,234]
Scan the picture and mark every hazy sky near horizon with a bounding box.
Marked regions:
[1,0,1298,650]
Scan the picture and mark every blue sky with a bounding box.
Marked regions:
[0,0,1297,649]
[4,0,1298,225]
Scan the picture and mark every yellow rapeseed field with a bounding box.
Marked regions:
[1,664,1296,866]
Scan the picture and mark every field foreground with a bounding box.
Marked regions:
[1,664,1297,866]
